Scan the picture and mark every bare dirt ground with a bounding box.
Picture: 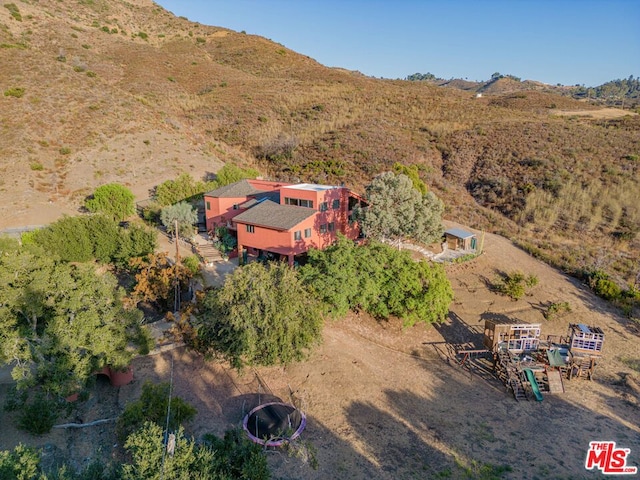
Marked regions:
[0,129,225,232]
[1,228,639,479]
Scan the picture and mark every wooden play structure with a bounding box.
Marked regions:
[479,320,604,401]
[565,324,603,380]
[483,319,541,353]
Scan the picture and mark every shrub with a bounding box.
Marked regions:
[203,428,271,480]
[593,278,622,301]
[182,255,201,275]
[300,236,453,326]
[160,202,197,238]
[29,162,43,171]
[0,444,40,479]
[18,394,58,435]
[3,3,22,21]
[4,87,25,98]
[587,269,623,301]
[116,382,196,442]
[214,163,260,186]
[153,173,209,206]
[85,183,135,221]
[544,301,572,320]
[495,271,538,300]
[30,216,156,264]
[213,226,237,256]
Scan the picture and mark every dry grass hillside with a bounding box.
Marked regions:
[1,0,639,288]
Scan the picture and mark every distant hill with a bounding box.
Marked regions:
[407,72,640,108]
[1,0,639,285]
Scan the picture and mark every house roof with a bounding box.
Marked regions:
[239,191,280,209]
[444,228,476,239]
[233,200,315,231]
[205,179,267,198]
[286,183,337,192]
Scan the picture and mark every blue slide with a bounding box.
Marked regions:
[524,369,543,401]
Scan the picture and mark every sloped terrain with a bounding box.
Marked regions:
[0,0,638,284]
[1,228,638,478]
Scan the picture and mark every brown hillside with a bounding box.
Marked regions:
[0,0,639,286]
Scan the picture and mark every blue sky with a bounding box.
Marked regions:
[155,1,639,87]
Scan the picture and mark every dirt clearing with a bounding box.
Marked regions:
[1,229,639,479]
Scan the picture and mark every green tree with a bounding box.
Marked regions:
[28,216,156,265]
[117,381,197,442]
[85,183,135,221]
[121,422,216,480]
[203,428,271,480]
[214,163,259,186]
[115,221,158,265]
[0,245,142,398]
[160,202,197,238]
[355,172,444,245]
[154,173,207,206]
[299,235,365,318]
[153,166,259,207]
[193,262,323,369]
[31,215,93,262]
[301,236,453,326]
[392,163,428,195]
[0,444,40,480]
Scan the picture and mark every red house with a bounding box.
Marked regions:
[204,180,366,265]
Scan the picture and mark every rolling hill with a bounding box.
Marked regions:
[1,0,639,288]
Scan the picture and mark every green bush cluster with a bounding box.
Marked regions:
[3,3,21,21]
[213,226,237,256]
[153,165,259,207]
[195,262,323,369]
[25,215,156,265]
[85,183,135,221]
[494,271,538,300]
[4,86,25,98]
[544,301,572,320]
[1,404,270,480]
[300,235,453,326]
[587,269,622,301]
[116,381,196,442]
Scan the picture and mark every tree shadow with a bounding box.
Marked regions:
[399,353,640,478]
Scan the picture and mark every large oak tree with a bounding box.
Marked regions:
[0,239,142,397]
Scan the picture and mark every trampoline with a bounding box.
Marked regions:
[242,402,306,447]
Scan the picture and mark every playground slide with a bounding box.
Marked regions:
[524,369,543,401]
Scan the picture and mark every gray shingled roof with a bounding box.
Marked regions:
[205,179,266,198]
[239,191,280,209]
[233,200,315,231]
